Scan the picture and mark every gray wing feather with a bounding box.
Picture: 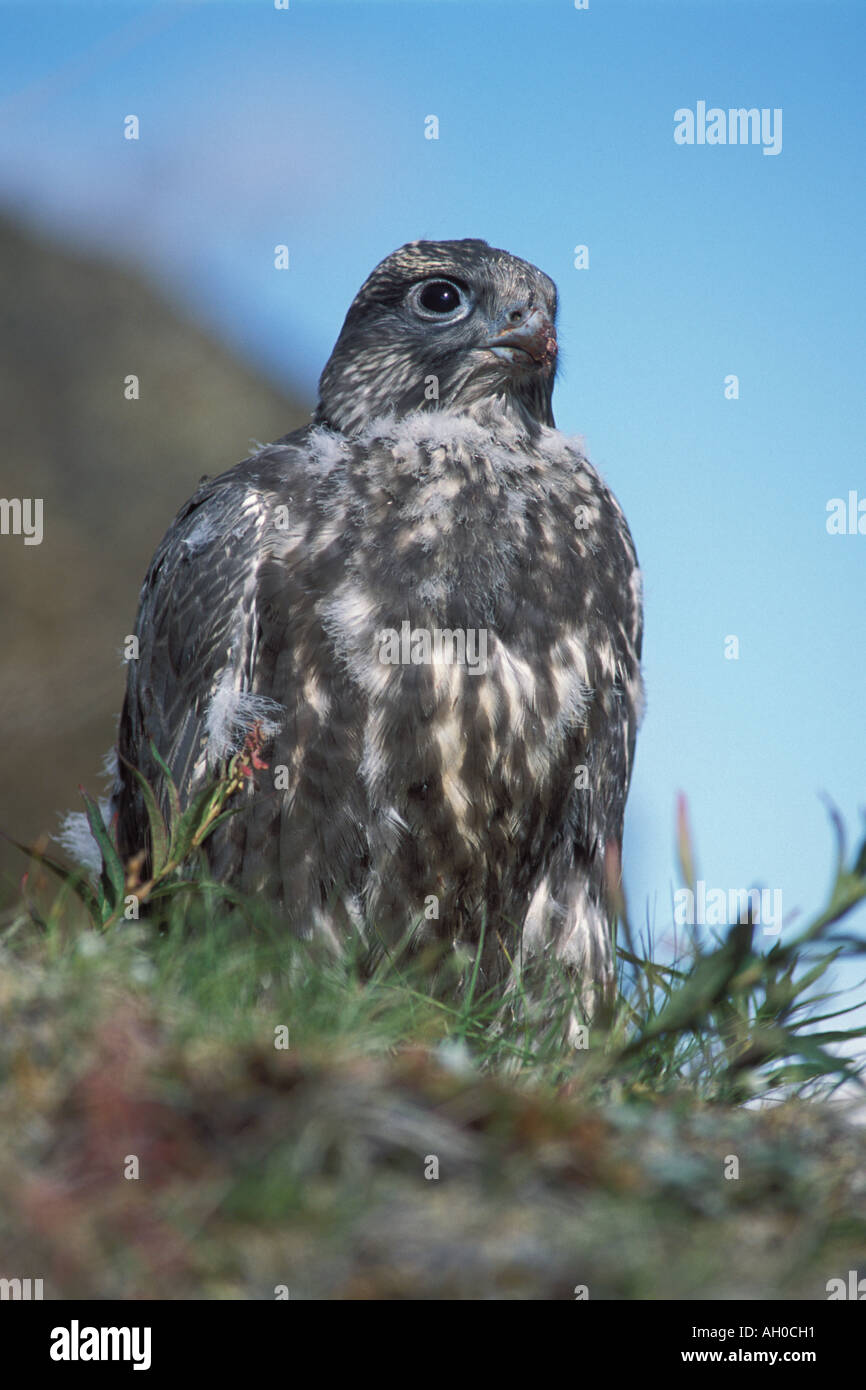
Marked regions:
[116,439,304,879]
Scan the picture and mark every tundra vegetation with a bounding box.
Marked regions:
[1,753,864,1300]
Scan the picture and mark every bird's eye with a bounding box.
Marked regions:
[419,280,461,313]
[409,278,469,320]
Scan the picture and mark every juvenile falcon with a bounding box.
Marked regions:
[115,239,643,1017]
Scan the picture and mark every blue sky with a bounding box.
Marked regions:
[1,0,864,1007]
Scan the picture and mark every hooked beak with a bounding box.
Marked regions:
[485,305,557,370]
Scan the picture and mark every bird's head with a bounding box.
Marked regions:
[314,239,559,435]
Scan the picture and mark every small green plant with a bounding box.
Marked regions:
[3,726,270,932]
[603,797,866,1103]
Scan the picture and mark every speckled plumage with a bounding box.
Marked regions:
[115,239,643,1018]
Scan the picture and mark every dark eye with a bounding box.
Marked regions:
[419,280,461,313]
[408,278,469,321]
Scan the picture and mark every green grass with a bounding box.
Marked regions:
[1,755,865,1298]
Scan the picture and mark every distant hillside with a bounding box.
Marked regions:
[0,215,311,888]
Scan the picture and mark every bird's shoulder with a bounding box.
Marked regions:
[139,425,340,582]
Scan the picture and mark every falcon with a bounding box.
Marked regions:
[115,239,643,1019]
